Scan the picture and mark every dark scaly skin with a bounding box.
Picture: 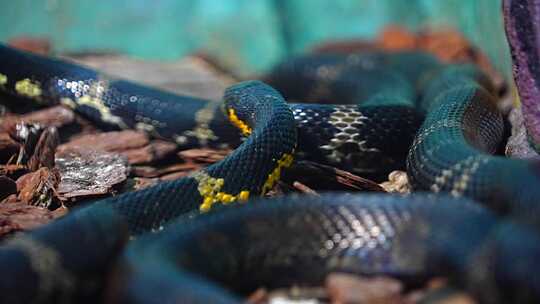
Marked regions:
[0,44,538,304]
[503,0,540,151]
[0,206,127,303]
[407,65,540,228]
[266,52,437,178]
[0,78,298,303]
[0,45,423,180]
[119,194,540,304]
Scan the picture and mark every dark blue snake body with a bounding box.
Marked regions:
[119,194,540,304]
[0,45,539,304]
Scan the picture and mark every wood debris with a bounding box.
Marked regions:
[16,167,60,208]
[0,201,65,239]
[325,273,403,304]
[379,171,411,194]
[283,161,385,193]
[55,149,129,199]
[0,106,75,132]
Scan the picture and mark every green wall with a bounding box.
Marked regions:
[0,0,511,77]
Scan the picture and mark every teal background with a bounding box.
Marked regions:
[0,0,510,77]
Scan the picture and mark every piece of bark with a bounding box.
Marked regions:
[0,176,17,201]
[55,149,129,199]
[57,130,149,154]
[11,123,43,166]
[16,167,60,208]
[0,202,64,238]
[27,126,60,171]
[0,106,75,133]
[6,123,60,172]
[122,140,178,164]
[325,273,403,304]
[1,194,18,204]
[58,131,178,165]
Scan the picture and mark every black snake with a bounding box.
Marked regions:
[0,42,539,304]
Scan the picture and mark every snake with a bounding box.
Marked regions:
[0,43,539,304]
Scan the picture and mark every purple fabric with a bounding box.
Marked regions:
[504,0,540,150]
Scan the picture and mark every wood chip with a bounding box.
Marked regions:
[57,130,149,154]
[16,167,60,208]
[122,140,178,164]
[325,273,403,304]
[0,202,64,239]
[59,131,181,165]
[0,106,75,132]
[55,149,129,199]
[27,126,59,171]
[11,123,43,167]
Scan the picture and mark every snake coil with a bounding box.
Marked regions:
[0,45,539,304]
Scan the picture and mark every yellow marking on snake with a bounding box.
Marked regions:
[183,102,219,145]
[192,171,250,212]
[261,153,294,194]
[15,78,42,98]
[227,108,252,136]
[0,73,7,86]
[75,80,127,128]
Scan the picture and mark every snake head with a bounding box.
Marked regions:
[223,80,286,136]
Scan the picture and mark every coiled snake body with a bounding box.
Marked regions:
[0,45,539,303]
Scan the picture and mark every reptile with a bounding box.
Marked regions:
[0,43,539,304]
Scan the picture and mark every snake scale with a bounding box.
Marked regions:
[0,41,539,304]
